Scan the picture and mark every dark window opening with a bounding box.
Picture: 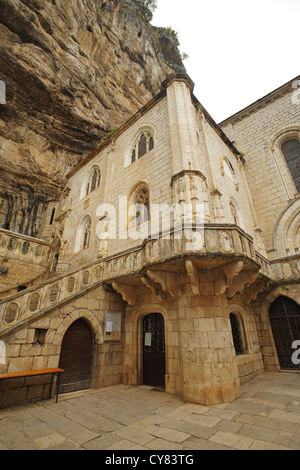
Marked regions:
[230,313,243,356]
[281,139,300,192]
[49,207,56,226]
[138,133,147,159]
[33,329,47,345]
[17,285,27,293]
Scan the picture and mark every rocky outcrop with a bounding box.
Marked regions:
[0,0,185,237]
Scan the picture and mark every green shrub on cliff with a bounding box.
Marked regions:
[133,0,157,22]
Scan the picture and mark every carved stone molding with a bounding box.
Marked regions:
[214,261,244,296]
[111,282,136,306]
[226,269,260,300]
[146,270,182,299]
[242,279,270,305]
[140,275,167,302]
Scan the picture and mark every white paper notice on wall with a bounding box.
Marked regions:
[145,332,152,347]
[0,341,6,365]
[105,311,122,341]
[0,81,6,105]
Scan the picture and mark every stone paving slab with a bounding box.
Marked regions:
[1,372,300,450]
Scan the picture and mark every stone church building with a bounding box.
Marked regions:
[0,73,299,408]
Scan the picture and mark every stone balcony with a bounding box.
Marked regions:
[0,224,274,337]
[269,254,300,283]
[0,229,55,297]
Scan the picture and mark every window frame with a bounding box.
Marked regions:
[84,166,101,198]
[270,128,300,199]
[281,138,300,194]
[128,183,151,239]
[128,129,155,166]
[229,310,251,357]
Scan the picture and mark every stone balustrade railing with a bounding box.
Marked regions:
[270,255,300,282]
[0,229,55,294]
[0,225,279,336]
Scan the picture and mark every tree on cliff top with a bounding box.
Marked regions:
[133,0,157,22]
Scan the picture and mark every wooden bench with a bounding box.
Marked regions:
[0,368,64,403]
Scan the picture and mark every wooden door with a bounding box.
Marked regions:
[269,296,300,370]
[143,313,166,387]
[59,319,93,394]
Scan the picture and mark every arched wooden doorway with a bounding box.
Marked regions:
[143,313,166,388]
[58,319,94,394]
[269,296,300,370]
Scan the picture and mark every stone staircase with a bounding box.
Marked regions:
[0,224,276,340]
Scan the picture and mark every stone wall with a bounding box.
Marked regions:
[0,284,125,408]
[122,277,264,405]
[220,79,300,258]
[54,76,261,274]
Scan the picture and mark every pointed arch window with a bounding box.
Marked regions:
[128,184,151,238]
[83,219,91,249]
[74,216,92,253]
[86,168,101,196]
[135,187,150,227]
[281,139,300,193]
[131,131,154,164]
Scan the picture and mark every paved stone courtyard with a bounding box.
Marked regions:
[1,372,300,450]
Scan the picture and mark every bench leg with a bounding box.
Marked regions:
[56,373,60,403]
[50,373,54,399]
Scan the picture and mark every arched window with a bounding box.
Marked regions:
[135,187,150,227]
[131,132,154,164]
[223,159,235,181]
[75,216,92,253]
[83,219,91,249]
[230,313,244,356]
[86,168,101,196]
[281,139,300,192]
[128,184,150,238]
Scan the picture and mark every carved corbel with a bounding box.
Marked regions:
[243,279,270,305]
[214,261,244,295]
[146,270,181,298]
[112,282,136,306]
[185,260,200,294]
[226,269,260,299]
[140,275,167,302]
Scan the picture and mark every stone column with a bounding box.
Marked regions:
[165,75,202,175]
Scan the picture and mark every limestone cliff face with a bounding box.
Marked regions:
[0,0,185,237]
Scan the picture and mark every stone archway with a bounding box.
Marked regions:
[257,286,300,371]
[269,296,300,370]
[53,310,103,393]
[58,318,94,393]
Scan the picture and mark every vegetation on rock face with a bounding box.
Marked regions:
[133,0,157,22]
[131,2,189,61]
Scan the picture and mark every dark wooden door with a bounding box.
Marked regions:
[269,296,300,370]
[59,319,93,394]
[143,313,166,387]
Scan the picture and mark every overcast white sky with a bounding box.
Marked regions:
[151,0,299,123]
